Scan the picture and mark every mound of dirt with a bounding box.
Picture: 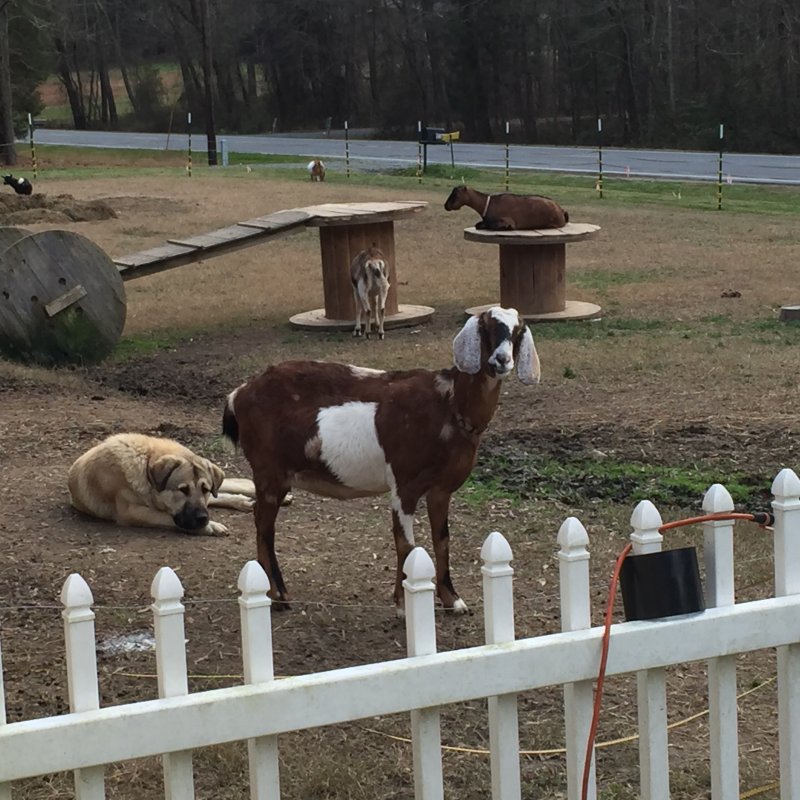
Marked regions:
[0,192,117,224]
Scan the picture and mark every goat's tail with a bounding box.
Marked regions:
[222,390,240,447]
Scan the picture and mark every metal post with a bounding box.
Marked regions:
[416,120,422,184]
[220,138,228,167]
[28,114,37,179]
[597,117,603,199]
[717,124,724,211]
[504,121,510,191]
[344,120,351,179]
[187,112,192,178]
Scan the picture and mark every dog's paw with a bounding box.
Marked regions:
[204,520,229,536]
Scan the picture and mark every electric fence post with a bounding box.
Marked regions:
[597,117,603,198]
[344,120,351,179]
[504,121,510,191]
[717,124,724,211]
[187,112,192,177]
[28,114,37,179]
[416,120,422,184]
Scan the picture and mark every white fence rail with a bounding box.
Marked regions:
[2,470,800,799]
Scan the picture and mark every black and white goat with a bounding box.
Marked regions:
[307,159,326,181]
[350,245,390,339]
[3,174,33,196]
[222,307,540,613]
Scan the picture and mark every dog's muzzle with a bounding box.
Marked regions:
[173,504,209,531]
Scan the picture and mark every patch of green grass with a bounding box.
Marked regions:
[470,450,771,508]
[112,331,184,361]
[572,268,662,291]
[532,318,668,341]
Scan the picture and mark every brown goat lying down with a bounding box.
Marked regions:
[444,185,569,230]
[222,307,540,613]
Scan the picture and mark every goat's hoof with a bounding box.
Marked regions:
[447,598,470,615]
[378,333,385,340]
[394,604,405,619]
[281,492,293,507]
[353,329,362,337]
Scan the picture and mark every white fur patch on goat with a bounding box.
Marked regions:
[349,365,386,378]
[388,469,415,545]
[317,402,390,492]
[226,385,242,414]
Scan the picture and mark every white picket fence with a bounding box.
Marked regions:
[2,470,800,800]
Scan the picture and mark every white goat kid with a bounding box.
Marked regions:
[350,246,390,339]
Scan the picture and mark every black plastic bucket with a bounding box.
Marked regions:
[619,547,705,621]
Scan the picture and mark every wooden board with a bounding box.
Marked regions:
[114,209,310,280]
[0,230,126,365]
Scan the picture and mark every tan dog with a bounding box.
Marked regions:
[68,433,260,536]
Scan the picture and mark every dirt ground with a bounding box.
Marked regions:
[1,170,798,798]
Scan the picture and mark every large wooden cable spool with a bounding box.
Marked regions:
[0,229,126,366]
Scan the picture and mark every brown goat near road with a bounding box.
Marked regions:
[444,185,568,230]
[222,307,540,614]
[350,245,390,339]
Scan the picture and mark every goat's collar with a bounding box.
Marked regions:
[482,194,492,217]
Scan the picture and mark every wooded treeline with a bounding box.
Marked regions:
[2,0,800,165]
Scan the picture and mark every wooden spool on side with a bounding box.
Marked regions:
[0,226,31,251]
[0,230,126,366]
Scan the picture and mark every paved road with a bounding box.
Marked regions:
[31,128,800,185]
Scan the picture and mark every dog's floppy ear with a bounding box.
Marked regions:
[147,455,184,492]
[203,460,225,497]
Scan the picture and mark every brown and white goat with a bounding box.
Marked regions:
[222,307,540,614]
[444,185,568,230]
[350,246,390,339]
[307,159,326,181]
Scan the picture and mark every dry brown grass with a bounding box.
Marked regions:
[2,169,798,799]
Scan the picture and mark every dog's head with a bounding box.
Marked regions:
[147,454,225,531]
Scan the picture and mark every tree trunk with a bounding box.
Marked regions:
[0,1,16,166]
[200,0,217,165]
[54,37,88,129]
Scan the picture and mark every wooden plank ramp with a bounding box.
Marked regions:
[113,209,311,281]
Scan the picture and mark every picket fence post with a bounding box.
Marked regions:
[630,500,669,800]
[481,531,521,800]
[403,547,443,800]
[61,573,105,800]
[558,517,595,800]
[152,567,194,800]
[771,468,800,800]
[238,561,280,800]
[702,483,739,800]
[0,631,10,800]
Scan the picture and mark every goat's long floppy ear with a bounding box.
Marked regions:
[453,315,482,374]
[516,325,541,385]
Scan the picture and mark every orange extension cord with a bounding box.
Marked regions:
[580,511,775,800]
